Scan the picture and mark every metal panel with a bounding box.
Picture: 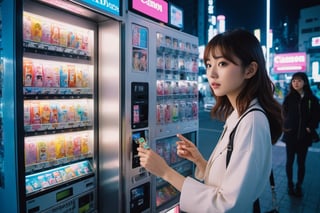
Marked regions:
[123,12,199,213]
[0,0,23,212]
[98,20,122,213]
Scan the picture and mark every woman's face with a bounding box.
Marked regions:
[291,77,305,94]
[205,48,248,103]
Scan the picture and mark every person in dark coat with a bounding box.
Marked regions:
[282,72,320,197]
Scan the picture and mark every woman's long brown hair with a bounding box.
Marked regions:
[204,29,283,144]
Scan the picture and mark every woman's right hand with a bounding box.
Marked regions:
[176,134,205,166]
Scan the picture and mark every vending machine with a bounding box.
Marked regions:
[0,0,123,212]
[0,1,23,212]
[123,5,199,212]
[0,0,199,212]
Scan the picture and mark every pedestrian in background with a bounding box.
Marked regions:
[138,29,283,212]
[282,72,320,197]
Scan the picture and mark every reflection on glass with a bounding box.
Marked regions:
[0,3,4,188]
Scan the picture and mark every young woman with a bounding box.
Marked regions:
[282,72,320,197]
[138,29,283,212]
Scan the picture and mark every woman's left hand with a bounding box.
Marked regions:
[137,147,170,178]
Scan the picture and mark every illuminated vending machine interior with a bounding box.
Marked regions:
[124,6,199,212]
[22,0,121,212]
[154,30,199,213]
[23,7,96,213]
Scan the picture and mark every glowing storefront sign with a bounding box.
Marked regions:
[312,61,320,82]
[273,52,306,73]
[217,15,225,33]
[79,0,120,16]
[132,0,168,23]
[311,36,320,47]
[169,4,183,29]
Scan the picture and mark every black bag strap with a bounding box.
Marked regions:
[226,108,266,168]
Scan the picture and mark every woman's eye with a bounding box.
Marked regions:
[218,61,227,67]
[205,63,212,68]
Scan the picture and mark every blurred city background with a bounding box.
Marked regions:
[169,0,320,109]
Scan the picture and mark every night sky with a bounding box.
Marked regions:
[215,0,266,31]
[215,0,319,36]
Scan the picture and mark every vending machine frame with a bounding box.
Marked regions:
[123,12,199,213]
[22,1,100,211]
[0,0,25,212]
[0,0,124,212]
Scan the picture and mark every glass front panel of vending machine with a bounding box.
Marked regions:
[155,132,196,209]
[125,12,199,213]
[23,1,97,212]
[0,2,3,189]
[154,27,199,212]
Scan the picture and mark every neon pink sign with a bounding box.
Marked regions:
[132,0,168,23]
[273,52,307,73]
[312,36,320,47]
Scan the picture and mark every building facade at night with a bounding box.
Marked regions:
[299,5,320,84]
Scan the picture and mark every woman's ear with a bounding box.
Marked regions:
[244,61,258,79]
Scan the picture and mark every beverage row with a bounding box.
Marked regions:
[24,100,92,132]
[25,131,92,166]
[156,162,193,207]
[23,59,92,89]
[156,137,182,165]
[156,33,198,54]
[157,69,197,81]
[156,184,179,207]
[156,80,198,96]
[156,100,198,124]
[23,12,92,53]
[25,160,93,194]
[156,54,198,72]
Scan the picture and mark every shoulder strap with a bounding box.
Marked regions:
[226,108,266,168]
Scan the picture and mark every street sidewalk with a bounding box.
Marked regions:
[260,141,320,213]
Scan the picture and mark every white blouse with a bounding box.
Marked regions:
[180,102,272,213]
